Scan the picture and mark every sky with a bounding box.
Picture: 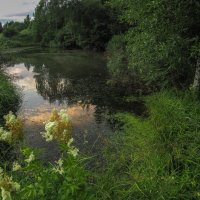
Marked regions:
[0,0,40,24]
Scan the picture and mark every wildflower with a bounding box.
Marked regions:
[41,121,57,142]
[1,188,11,200]
[45,121,56,133]
[41,131,54,142]
[67,138,74,147]
[0,128,12,143]
[4,112,16,124]
[56,158,63,167]
[0,175,20,200]
[68,147,79,158]
[12,162,22,172]
[52,158,64,175]
[25,152,35,164]
[67,138,79,157]
[59,110,70,122]
[52,167,64,175]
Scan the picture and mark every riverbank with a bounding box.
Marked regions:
[0,71,20,121]
[1,89,200,199]
[93,90,200,199]
[1,48,200,199]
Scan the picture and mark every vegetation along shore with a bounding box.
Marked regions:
[0,0,200,199]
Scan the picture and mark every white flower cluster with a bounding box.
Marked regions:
[0,112,22,144]
[52,158,64,175]
[42,121,57,142]
[0,168,20,200]
[41,109,71,142]
[25,152,35,164]
[59,109,71,123]
[0,127,12,143]
[67,138,79,158]
[12,162,22,172]
[4,112,16,125]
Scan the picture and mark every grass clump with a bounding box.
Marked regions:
[0,72,21,120]
[94,90,200,200]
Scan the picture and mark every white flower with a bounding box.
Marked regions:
[67,138,79,157]
[67,138,74,147]
[4,112,16,124]
[56,158,63,167]
[41,121,57,142]
[0,175,20,200]
[41,131,53,142]
[68,147,79,158]
[53,158,64,175]
[25,152,35,164]
[1,188,11,200]
[59,110,70,122]
[0,128,12,143]
[52,167,64,175]
[45,121,56,132]
[12,162,22,172]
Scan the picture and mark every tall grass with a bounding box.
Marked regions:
[93,90,200,199]
[0,71,20,121]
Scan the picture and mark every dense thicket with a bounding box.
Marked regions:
[0,16,33,48]
[1,0,200,90]
[33,0,125,50]
[107,0,200,90]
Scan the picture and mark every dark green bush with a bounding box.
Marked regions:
[0,72,20,121]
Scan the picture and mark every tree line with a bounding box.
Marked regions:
[1,0,200,91]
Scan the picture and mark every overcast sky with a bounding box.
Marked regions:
[0,0,40,23]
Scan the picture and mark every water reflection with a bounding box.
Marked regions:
[5,50,111,160]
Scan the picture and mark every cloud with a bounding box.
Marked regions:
[0,0,39,23]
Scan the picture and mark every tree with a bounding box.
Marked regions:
[24,15,31,28]
[32,0,122,50]
[108,0,200,90]
[0,22,3,33]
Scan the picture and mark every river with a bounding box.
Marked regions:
[3,47,145,161]
[2,48,114,160]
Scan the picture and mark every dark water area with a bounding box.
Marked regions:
[1,47,146,161]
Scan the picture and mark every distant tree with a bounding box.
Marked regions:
[0,22,3,33]
[3,21,25,37]
[32,0,122,50]
[24,15,31,28]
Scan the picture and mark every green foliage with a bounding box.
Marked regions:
[0,23,3,33]
[32,0,122,50]
[106,35,150,94]
[3,22,25,37]
[0,72,20,120]
[24,15,31,29]
[94,91,200,199]
[107,0,200,90]
[0,111,94,200]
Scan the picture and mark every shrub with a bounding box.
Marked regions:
[0,72,21,120]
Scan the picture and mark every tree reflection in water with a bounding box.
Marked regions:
[4,49,146,159]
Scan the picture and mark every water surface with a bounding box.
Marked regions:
[5,48,112,160]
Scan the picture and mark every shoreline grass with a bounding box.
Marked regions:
[0,71,21,122]
[93,90,200,199]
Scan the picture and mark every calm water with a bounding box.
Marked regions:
[4,48,114,160]
[3,48,146,161]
